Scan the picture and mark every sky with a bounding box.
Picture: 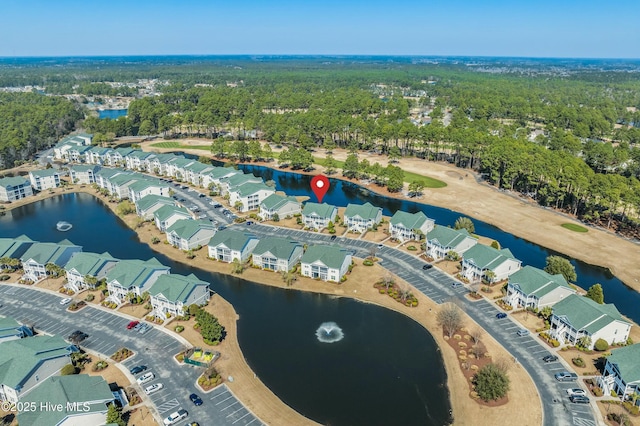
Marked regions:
[1,0,638,58]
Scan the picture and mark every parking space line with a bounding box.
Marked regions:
[222,401,240,412]
[232,411,252,424]
[216,395,235,406]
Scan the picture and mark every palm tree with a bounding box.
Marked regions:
[231,258,245,275]
[45,263,63,277]
[281,270,297,287]
[84,275,98,289]
[0,257,20,271]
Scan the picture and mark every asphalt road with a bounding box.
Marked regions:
[0,285,264,426]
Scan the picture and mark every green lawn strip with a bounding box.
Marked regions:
[561,223,588,233]
[312,156,446,188]
[150,141,212,151]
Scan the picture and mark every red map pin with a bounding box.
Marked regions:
[311,175,330,203]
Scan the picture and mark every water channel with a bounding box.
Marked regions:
[0,193,451,426]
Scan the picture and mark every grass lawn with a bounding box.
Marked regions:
[561,223,588,233]
[151,141,212,151]
[312,156,447,188]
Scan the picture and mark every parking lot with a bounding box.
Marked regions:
[0,285,264,426]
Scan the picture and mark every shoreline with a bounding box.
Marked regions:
[2,187,542,426]
[143,141,640,293]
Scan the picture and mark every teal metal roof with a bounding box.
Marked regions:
[226,173,261,188]
[463,244,518,270]
[253,237,302,260]
[344,202,382,221]
[64,251,118,276]
[70,164,100,173]
[0,176,30,188]
[301,245,350,269]
[302,202,337,219]
[426,225,475,248]
[508,266,571,298]
[154,205,191,222]
[167,219,216,240]
[607,344,640,384]
[206,167,241,180]
[18,375,113,426]
[136,194,174,212]
[148,273,208,303]
[29,169,60,178]
[105,258,169,289]
[260,193,300,210]
[208,229,257,251]
[552,294,629,333]
[231,182,273,197]
[0,235,34,259]
[390,210,431,229]
[128,178,168,193]
[20,241,82,266]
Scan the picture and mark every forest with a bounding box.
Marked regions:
[1,56,640,235]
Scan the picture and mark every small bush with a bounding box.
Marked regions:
[60,364,77,375]
[594,338,609,351]
[407,245,417,251]
[85,293,95,301]
[363,259,374,266]
[175,325,184,333]
[0,274,10,281]
[593,387,604,397]
[572,357,585,367]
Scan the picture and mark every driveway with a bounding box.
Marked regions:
[0,285,264,426]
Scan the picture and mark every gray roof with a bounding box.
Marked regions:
[301,245,350,269]
[253,237,302,261]
[207,229,257,251]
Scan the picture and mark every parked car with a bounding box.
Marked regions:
[137,372,155,385]
[422,264,433,270]
[68,330,89,342]
[138,323,152,334]
[330,235,337,241]
[451,282,461,288]
[516,328,530,336]
[189,393,203,406]
[566,388,587,397]
[569,395,590,404]
[542,354,558,363]
[133,322,143,331]
[60,297,72,305]
[127,321,139,330]
[495,312,507,319]
[144,383,164,395]
[213,203,222,208]
[555,372,578,382]
[198,193,205,198]
[246,221,253,226]
[163,409,188,425]
[129,365,147,375]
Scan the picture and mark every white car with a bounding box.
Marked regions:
[137,372,155,385]
[144,383,164,395]
[60,298,72,305]
[163,409,188,425]
[566,388,587,397]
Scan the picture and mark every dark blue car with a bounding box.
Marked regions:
[496,312,507,319]
[190,393,203,406]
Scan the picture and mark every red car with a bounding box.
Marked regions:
[126,321,139,330]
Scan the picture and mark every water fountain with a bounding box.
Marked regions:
[315,321,344,343]
[56,221,73,231]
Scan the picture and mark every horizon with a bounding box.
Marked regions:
[2,0,639,59]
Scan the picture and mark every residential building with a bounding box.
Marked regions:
[259,193,302,220]
[207,230,259,263]
[221,173,262,195]
[184,161,215,186]
[105,258,170,303]
[52,134,92,161]
[64,251,119,293]
[460,244,521,283]
[107,173,140,199]
[18,375,114,426]
[84,146,113,165]
[0,317,34,343]
[28,169,61,191]
[425,225,478,261]
[302,202,338,231]
[228,182,275,212]
[301,245,352,283]
[343,202,383,233]
[106,148,135,167]
[0,176,33,202]
[166,219,216,251]
[598,344,640,405]
[0,335,76,404]
[66,145,92,163]
[549,294,632,349]
[127,178,170,202]
[503,266,576,310]
[0,235,34,267]
[135,194,175,221]
[149,153,179,176]
[166,157,195,181]
[20,240,83,282]
[148,273,210,318]
[201,167,241,191]
[153,205,192,232]
[389,211,434,242]
[251,237,304,272]
[124,150,154,171]
[69,164,101,184]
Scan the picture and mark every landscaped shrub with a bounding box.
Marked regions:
[93,360,108,371]
[594,338,609,351]
[593,387,604,397]
[362,259,374,266]
[572,357,585,367]
[85,293,95,302]
[407,245,417,251]
[175,325,184,333]
[0,275,10,281]
[60,364,77,375]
